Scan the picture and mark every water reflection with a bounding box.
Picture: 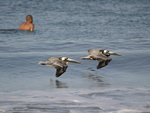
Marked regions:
[88,67,95,71]
[85,72,110,87]
[49,79,68,88]
[55,80,68,88]
[87,73,103,82]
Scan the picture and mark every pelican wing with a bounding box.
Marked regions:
[96,58,112,69]
[55,65,68,77]
[88,49,104,55]
[51,61,68,77]
[39,57,70,77]
[80,55,91,60]
[38,61,53,66]
[47,57,61,61]
[90,54,112,69]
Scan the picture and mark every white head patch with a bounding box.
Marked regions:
[104,50,108,53]
[61,57,67,61]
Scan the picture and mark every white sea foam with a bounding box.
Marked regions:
[0,88,150,112]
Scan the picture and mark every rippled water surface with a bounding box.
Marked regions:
[0,0,150,112]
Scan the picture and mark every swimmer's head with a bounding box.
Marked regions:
[26,15,33,23]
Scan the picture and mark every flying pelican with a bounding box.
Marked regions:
[38,57,81,77]
[80,49,122,69]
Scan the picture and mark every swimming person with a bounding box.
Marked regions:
[19,15,34,31]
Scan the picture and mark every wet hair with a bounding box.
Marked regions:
[26,15,33,21]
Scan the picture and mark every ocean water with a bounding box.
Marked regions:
[0,0,150,112]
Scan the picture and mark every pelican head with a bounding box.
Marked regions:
[103,50,123,56]
[103,50,109,55]
[61,57,81,64]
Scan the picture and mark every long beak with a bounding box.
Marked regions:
[66,58,82,64]
[108,51,123,56]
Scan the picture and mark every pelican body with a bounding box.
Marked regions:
[38,57,81,77]
[80,49,122,69]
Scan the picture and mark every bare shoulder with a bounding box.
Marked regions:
[30,23,34,27]
[30,23,34,31]
[20,22,26,26]
[19,22,34,31]
[19,22,26,30]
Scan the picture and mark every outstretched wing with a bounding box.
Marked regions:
[55,65,68,77]
[39,57,68,77]
[90,54,112,69]
[52,60,68,77]
[80,55,91,60]
[96,58,112,69]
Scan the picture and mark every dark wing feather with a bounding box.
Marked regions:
[55,65,68,77]
[52,60,68,77]
[97,58,112,69]
[90,54,112,69]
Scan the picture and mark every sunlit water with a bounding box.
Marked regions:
[0,0,150,112]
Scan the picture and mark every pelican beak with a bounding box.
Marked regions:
[108,51,123,56]
[66,58,82,64]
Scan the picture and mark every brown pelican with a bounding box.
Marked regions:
[80,49,122,69]
[38,57,81,77]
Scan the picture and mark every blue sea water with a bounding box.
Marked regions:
[0,0,150,112]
